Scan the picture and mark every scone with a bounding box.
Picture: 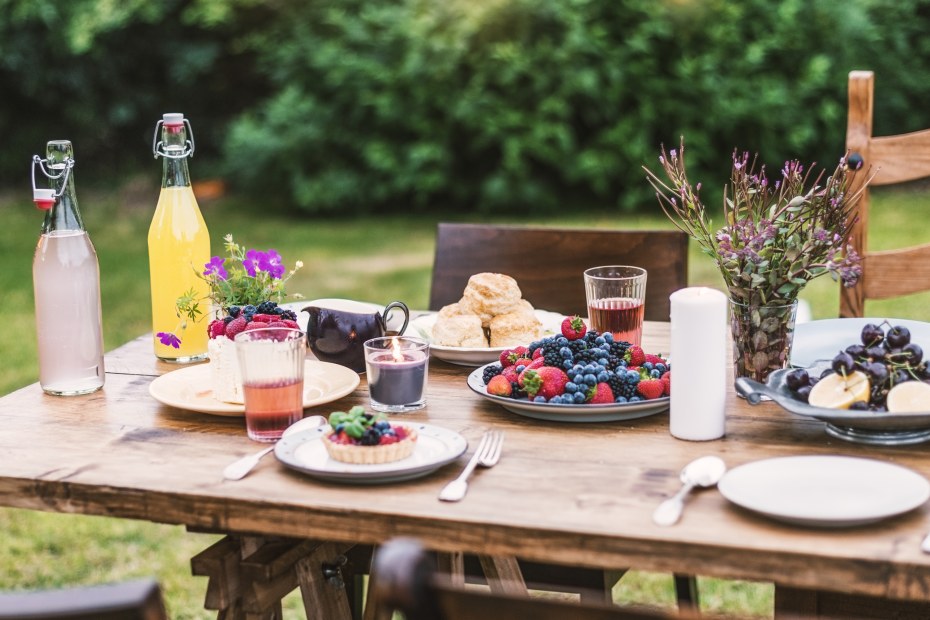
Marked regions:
[489,303,543,347]
[462,273,522,325]
[324,406,418,464]
[432,311,488,347]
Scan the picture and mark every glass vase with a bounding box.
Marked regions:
[729,299,799,384]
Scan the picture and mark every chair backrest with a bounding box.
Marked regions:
[0,579,168,620]
[841,70,930,317]
[429,223,688,321]
[371,538,701,620]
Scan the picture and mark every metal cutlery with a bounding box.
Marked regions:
[223,415,325,481]
[438,430,504,502]
[652,455,727,526]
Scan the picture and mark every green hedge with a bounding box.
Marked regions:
[3,0,929,213]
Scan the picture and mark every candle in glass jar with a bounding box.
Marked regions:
[669,287,728,440]
[364,337,429,413]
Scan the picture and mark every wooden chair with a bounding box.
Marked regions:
[429,223,689,321]
[0,578,167,620]
[427,222,696,610]
[840,69,930,317]
[370,538,706,620]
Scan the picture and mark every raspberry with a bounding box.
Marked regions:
[661,371,671,396]
[645,353,667,365]
[266,321,288,328]
[207,319,226,339]
[251,313,278,323]
[281,319,300,329]
[244,321,266,331]
[225,316,248,339]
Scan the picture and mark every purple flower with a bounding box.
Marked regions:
[156,332,181,349]
[242,249,263,277]
[259,249,286,279]
[203,256,228,280]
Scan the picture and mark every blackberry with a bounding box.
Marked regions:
[482,364,503,384]
[544,351,562,366]
[359,428,382,446]
[257,301,277,314]
[228,306,241,318]
[606,372,626,396]
[281,309,298,321]
[242,304,257,316]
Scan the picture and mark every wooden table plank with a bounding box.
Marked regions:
[3,322,930,603]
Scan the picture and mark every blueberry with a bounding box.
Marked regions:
[572,374,584,384]
[560,347,572,358]
[557,336,569,346]
[584,364,597,374]
[643,362,654,371]
[655,363,667,373]
[603,333,614,343]
[223,315,234,324]
[596,371,610,383]
[583,374,597,386]
[374,420,391,430]
[595,336,606,345]
[334,423,345,432]
[228,306,241,318]
[596,359,608,368]
[650,369,661,379]
[534,396,547,403]
[382,428,396,436]
[562,360,573,370]
[516,365,526,373]
[630,396,642,402]
[243,304,257,315]
[615,396,628,403]
[565,382,578,394]
[573,392,586,404]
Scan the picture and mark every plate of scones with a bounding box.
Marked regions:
[411,273,563,366]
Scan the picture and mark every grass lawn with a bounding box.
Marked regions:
[1,182,928,618]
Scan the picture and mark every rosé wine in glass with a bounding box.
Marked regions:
[241,379,304,441]
[587,297,645,346]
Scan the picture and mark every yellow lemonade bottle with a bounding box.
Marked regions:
[148,113,210,362]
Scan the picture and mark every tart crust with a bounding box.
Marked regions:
[324,426,418,464]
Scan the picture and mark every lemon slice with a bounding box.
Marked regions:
[808,371,870,409]
[886,381,930,413]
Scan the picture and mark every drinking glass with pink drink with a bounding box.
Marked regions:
[583,266,647,346]
[235,328,306,442]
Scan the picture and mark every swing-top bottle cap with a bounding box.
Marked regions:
[162,113,185,127]
[33,189,56,211]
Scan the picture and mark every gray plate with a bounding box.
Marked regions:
[467,364,669,423]
[736,363,930,445]
[791,318,930,367]
[275,423,467,484]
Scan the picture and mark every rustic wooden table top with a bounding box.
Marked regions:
[3,321,930,602]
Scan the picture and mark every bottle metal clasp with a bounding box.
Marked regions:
[31,155,74,210]
[152,117,195,159]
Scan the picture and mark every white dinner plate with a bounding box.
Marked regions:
[411,309,564,366]
[790,317,930,367]
[274,423,468,484]
[148,360,360,417]
[466,364,669,423]
[718,455,930,527]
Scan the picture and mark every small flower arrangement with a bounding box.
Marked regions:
[156,234,303,348]
[643,139,873,307]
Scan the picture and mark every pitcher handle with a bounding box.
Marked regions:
[383,301,410,336]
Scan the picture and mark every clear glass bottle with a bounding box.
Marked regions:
[31,141,105,395]
[148,113,210,362]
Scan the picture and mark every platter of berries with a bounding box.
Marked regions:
[736,320,930,445]
[274,407,467,484]
[466,319,671,423]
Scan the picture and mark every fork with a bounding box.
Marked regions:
[438,430,504,502]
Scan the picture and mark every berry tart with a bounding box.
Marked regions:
[324,406,418,464]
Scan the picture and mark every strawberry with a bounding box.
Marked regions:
[512,357,534,370]
[487,375,513,397]
[207,319,226,339]
[626,345,646,367]
[661,371,671,396]
[500,346,528,368]
[281,319,300,329]
[522,367,569,400]
[251,313,278,323]
[636,379,665,400]
[560,315,587,341]
[588,382,614,404]
[532,348,544,359]
[517,359,545,387]
[225,316,248,339]
[501,366,520,384]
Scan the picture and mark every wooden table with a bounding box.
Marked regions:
[4,322,930,618]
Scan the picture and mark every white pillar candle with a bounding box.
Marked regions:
[669,287,728,441]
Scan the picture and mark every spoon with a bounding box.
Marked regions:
[652,455,727,527]
[222,415,326,481]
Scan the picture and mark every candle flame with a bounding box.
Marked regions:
[390,337,404,362]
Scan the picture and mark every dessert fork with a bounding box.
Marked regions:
[438,430,504,502]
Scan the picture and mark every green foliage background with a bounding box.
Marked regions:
[2,0,930,208]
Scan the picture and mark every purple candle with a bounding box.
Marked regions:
[364,337,430,413]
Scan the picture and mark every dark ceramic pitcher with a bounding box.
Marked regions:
[303,300,409,373]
